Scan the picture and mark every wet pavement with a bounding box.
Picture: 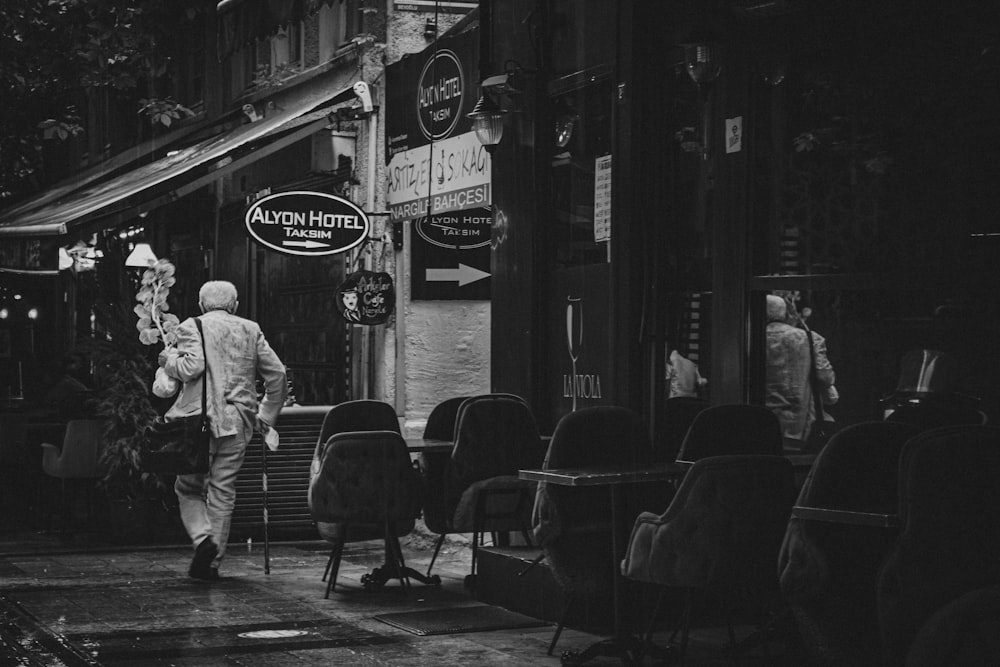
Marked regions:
[0,523,807,666]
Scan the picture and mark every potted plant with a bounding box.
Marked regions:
[81,247,180,542]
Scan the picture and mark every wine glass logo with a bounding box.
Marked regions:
[566,296,583,411]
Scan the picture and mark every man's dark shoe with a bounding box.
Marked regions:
[189,537,218,580]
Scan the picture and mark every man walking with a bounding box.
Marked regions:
[161,280,287,580]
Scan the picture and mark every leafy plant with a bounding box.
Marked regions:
[77,241,169,504]
[251,62,301,93]
[138,98,195,129]
[134,259,179,346]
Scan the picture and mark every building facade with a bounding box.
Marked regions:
[479,0,1000,435]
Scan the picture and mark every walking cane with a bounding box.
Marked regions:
[261,431,271,575]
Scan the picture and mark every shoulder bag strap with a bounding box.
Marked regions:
[805,327,825,422]
[194,317,208,421]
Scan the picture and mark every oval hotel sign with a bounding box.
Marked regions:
[417,49,465,141]
[244,191,370,257]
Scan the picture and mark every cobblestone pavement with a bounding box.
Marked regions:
[0,527,806,666]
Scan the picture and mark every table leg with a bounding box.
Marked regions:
[558,485,646,666]
[361,529,441,589]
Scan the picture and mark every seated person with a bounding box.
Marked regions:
[41,355,94,421]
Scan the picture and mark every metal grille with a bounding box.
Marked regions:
[231,405,330,541]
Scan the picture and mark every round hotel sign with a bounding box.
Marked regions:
[417,49,465,141]
[244,191,370,257]
[415,212,491,249]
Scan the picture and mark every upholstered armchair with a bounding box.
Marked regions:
[422,394,543,584]
[40,419,106,524]
[416,396,470,553]
[876,425,1000,666]
[621,455,796,661]
[903,585,1000,666]
[653,396,709,465]
[532,405,652,655]
[674,404,783,462]
[312,399,400,465]
[308,430,424,597]
[777,420,920,666]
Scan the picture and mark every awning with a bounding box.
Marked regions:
[0,80,364,239]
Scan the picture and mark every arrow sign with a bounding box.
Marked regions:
[283,239,330,249]
[426,263,491,286]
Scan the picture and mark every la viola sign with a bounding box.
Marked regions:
[244,191,370,257]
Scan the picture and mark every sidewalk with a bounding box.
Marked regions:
[0,522,805,666]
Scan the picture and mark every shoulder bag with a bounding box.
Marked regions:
[805,327,839,450]
[139,317,211,475]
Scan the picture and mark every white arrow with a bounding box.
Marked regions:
[426,263,491,286]
[283,239,330,249]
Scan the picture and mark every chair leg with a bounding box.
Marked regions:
[548,598,572,655]
[516,552,545,577]
[470,528,480,579]
[322,549,335,582]
[672,588,694,661]
[425,534,445,577]
[644,588,667,654]
[324,535,346,599]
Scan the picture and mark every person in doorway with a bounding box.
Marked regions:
[160,280,287,580]
[41,353,94,421]
[666,348,707,398]
[765,294,837,449]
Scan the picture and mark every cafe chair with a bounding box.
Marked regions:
[417,396,470,539]
[40,419,107,525]
[532,405,651,656]
[903,585,1000,667]
[876,425,1000,666]
[307,430,424,598]
[308,400,404,592]
[777,420,921,666]
[0,412,29,510]
[654,396,710,464]
[423,396,471,441]
[313,399,400,464]
[674,403,783,463]
[884,402,986,430]
[422,393,543,585]
[621,455,796,663]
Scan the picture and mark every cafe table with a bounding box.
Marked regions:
[349,437,455,590]
[404,437,454,454]
[791,505,898,528]
[518,462,688,666]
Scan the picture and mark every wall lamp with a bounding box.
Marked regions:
[683,42,723,85]
[468,61,531,152]
[677,20,725,159]
[467,91,507,153]
[125,243,158,268]
[680,18,724,85]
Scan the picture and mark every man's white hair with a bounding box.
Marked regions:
[766,294,788,323]
[199,281,239,313]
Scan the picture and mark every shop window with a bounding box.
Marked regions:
[548,0,616,79]
[752,287,1000,436]
[235,2,357,95]
[549,73,613,268]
